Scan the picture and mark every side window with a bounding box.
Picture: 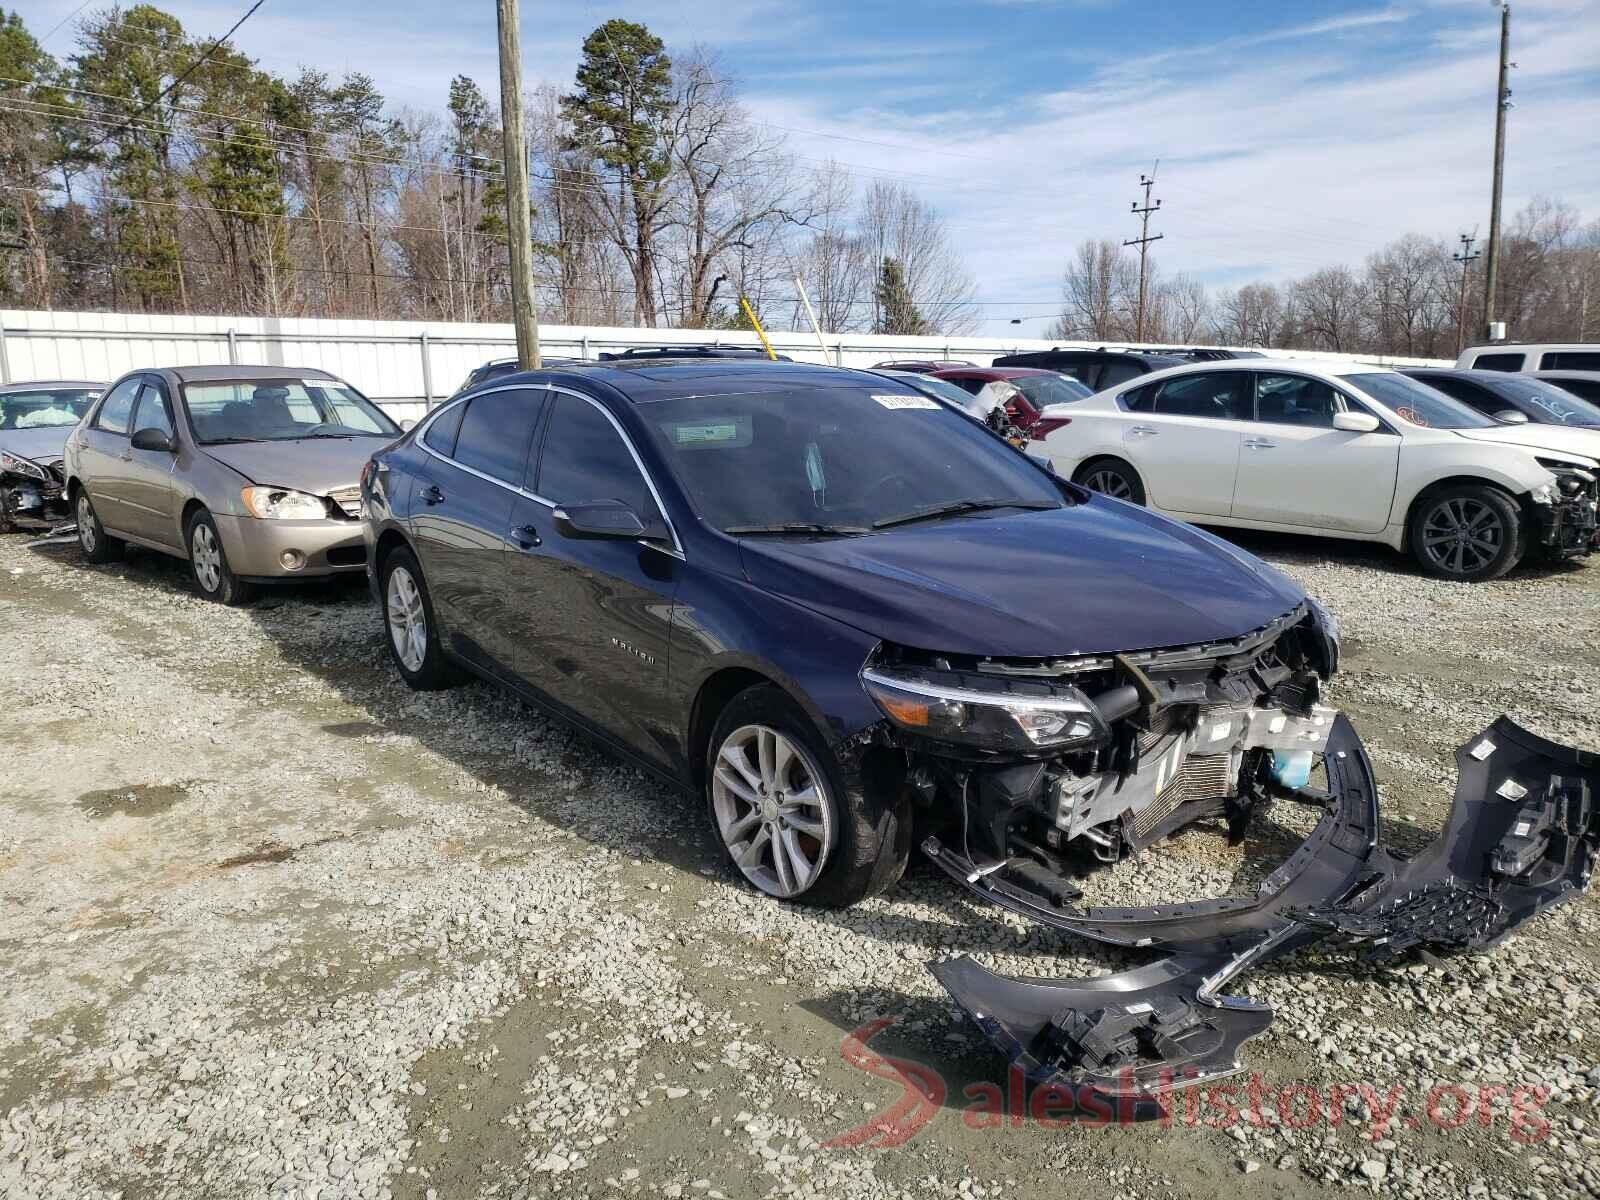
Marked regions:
[452,388,546,485]
[1097,361,1144,389]
[1541,352,1600,370]
[1470,352,1525,372]
[1122,382,1160,412]
[131,382,175,439]
[1555,378,1600,403]
[1053,360,1097,386]
[536,395,657,518]
[422,400,467,456]
[93,377,142,434]
[1152,373,1251,420]
[1253,373,1342,426]
[952,378,985,395]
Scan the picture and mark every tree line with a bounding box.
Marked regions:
[0,8,979,333]
[1050,198,1600,356]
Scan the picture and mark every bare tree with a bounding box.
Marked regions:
[856,181,978,335]
[1293,267,1363,352]
[797,160,868,333]
[1048,239,1136,340]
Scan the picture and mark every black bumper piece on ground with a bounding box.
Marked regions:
[928,716,1599,1096]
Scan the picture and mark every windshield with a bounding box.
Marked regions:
[1348,372,1496,429]
[0,388,98,430]
[642,386,1063,534]
[1495,378,1600,427]
[182,378,401,444]
[1011,374,1094,407]
[903,374,978,407]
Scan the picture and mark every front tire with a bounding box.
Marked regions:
[380,546,460,690]
[76,490,124,563]
[186,510,256,605]
[707,684,908,908]
[1408,485,1521,582]
[1073,457,1146,505]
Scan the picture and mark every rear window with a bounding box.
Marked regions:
[1541,352,1600,371]
[1098,361,1146,389]
[1470,352,1525,372]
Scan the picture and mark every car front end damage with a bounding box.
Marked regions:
[0,451,71,533]
[855,604,1600,1096]
[1529,460,1599,558]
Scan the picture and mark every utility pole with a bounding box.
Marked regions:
[1482,2,1513,341]
[496,0,541,368]
[1124,169,1163,343]
[1453,232,1482,355]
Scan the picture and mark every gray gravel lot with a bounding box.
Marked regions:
[1,529,1598,1200]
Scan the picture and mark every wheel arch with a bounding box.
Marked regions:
[1400,474,1522,552]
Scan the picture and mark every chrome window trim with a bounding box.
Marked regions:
[413,382,685,560]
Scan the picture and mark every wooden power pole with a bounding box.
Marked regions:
[1124,171,1163,344]
[497,0,541,368]
[1482,2,1512,340]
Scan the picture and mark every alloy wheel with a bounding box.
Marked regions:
[711,724,835,899]
[1420,497,1503,576]
[191,523,222,593]
[387,565,428,672]
[1084,467,1134,500]
[77,494,96,553]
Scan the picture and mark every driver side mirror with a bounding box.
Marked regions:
[1331,411,1381,434]
[1492,409,1530,425]
[131,427,175,453]
[554,500,670,543]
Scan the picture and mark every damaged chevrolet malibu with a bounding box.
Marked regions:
[362,359,1600,1092]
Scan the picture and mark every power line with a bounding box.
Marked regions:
[38,0,96,46]
[77,0,270,158]
[1452,230,1482,355]
[1123,167,1163,342]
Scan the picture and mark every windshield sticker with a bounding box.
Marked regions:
[872,394,941,411]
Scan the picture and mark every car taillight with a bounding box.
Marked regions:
[1031,416,1072,438]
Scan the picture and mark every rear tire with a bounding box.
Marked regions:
[706,684,908,908]
[76,489,124,564]
[1073,457,1146,505]
[1407,484,1521,582]
[186,510,256,605]
[380,546,461,690]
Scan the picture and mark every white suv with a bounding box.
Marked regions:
[1036,360,1598,582]
[1457,343,1600,373]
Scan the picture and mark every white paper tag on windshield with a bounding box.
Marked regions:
[872,393,940,411]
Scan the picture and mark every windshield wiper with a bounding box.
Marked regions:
[871,497,1058,530]
[724,521,870,537]
[201,437,259,445]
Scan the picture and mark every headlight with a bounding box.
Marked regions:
[1,451,47,481]
[240,486,330,520]
[861,665,1110,754]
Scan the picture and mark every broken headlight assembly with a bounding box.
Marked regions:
[860,665,1110,754]
[1,450,49,481]
[240,485,331,520]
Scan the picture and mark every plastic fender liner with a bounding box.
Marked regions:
[928,716,1599,1098]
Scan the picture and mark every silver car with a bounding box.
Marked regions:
[0,381,103,533]
[63,365,403,604]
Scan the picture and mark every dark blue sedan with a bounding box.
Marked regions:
[360,358,1337,910]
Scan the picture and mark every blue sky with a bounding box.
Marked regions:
[18,0,1600,334]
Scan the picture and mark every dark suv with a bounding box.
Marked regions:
[991,348,1186,392]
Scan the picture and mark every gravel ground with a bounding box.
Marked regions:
[2,528,1598,1200]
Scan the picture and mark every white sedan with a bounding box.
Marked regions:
[1036,360,1599,582]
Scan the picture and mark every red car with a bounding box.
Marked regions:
[870,359,976,374]
[928,367,1092,437]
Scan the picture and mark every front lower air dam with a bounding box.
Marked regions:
[928,716,1598,1097]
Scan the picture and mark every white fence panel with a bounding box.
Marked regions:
[1,308,1451,422]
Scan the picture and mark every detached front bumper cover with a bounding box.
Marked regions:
[928,716,1599,1096]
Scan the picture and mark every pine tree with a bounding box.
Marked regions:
[875,257,928,335]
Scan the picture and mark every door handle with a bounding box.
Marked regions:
[420,484,444,505]
[1128,425,1158,437]
[1243,438,1277,450]
[513,523,541,549]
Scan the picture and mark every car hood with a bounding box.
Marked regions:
[202,437,389,493]
[1455,423,1600,465]
[737,500,1306,658]
[0,426,73,464]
